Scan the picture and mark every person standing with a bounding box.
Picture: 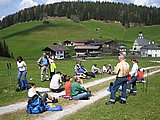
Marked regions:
[106,55,130,104]
[17,56,27,87]
[48,56,56,80]
[127,59,139,95]
[37,53,49,82]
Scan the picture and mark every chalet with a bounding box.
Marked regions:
[103,40,127,55]
[140,42,160,57]
[73,40,88,46]
[132,32,149,52]
[42,45,68,59]
[87,40,103,47]
[63,40,73,46]
[74,46,101,57]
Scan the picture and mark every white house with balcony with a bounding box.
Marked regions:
[42,45,68,59]
[140,42,160,57]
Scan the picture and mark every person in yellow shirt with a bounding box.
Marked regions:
[106,55,130,104]
[49,56,56,80]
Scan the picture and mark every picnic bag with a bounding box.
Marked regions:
[45,103,63,111]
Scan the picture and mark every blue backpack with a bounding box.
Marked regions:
[21,79,28,90]
[26,97,45,114]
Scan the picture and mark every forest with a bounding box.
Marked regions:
[0,1,160,29]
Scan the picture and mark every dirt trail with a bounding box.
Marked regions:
[0,66,159,115]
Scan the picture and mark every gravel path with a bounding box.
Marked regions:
[37,68,160,120]
[0,66,159,115]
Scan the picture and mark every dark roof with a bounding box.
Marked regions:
[104,40,115,44]
[135,38,149,46]
[63,40,72,43]
[42,45,68,52]
[73,40,88,43]
[74,46,100,50]
[141,43,160,50]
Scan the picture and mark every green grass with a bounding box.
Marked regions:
[1,70,159,120]
[0,56,159,106]
[62,73,160,120]
[0,17,160,59]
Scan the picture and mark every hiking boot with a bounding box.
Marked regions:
[105,101,115,105]
[119,99,126,104]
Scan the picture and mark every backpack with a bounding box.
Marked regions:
[21,79,28,90]
[45,103,63,111]
[26,96,45,114]
[137,71,144,80]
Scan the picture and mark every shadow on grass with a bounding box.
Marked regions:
[2,22,73,39]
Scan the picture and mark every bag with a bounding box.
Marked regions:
[137,71,144,80]
[26,97,45,114]
[21,79,28,90]
[45,103,63,111]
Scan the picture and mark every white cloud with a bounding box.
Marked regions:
[18,0,38,10]
[46,0,62,4]
[134,0,160,7]
[0,16,5,20]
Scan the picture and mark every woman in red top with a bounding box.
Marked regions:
[65,76,73,96]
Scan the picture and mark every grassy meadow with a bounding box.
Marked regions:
[0,56,160,107]
[0,17,160,119]
[0,17,160,58]
[63,72,160,120]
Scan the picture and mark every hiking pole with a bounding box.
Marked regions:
[7,63,11,91]
[146,70,149,93]
[142,69,145,92]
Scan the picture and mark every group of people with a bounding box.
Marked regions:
[37,52,56,82]
[106,55,140,104]
[16,53,142,108]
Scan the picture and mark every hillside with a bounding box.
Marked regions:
[0,17,160,59]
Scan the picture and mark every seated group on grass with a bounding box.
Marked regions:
[74,62,95,78]
[64,76,91,100]
[102,64,113,74]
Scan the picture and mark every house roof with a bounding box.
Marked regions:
[141,43,160,50]
[74,46,100,50]
[73,40,88,43]
[63,40,72,43]
[135,38,149,46]
[42,45,68,52]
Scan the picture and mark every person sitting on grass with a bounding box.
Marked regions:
[70,77,91,100]
[106,64,112,74]
[102,64,107,73]
[65,76,73,96]
[91,64,101,74]
[50,71,64,93]
[28,83,58,105]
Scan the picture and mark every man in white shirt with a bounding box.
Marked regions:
[127,59,138,95]
[50,71,63,92]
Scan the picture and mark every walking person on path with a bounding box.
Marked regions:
[127,58,139,95]
[105,55,130,104]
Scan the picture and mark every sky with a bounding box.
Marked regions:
[0,0,160,20]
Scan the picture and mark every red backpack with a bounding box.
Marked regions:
[137,70,144,80]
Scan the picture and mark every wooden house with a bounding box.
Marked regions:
[42,45,68,59]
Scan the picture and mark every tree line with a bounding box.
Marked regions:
[0,1,160,29]
[0,40,14,58]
